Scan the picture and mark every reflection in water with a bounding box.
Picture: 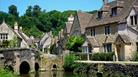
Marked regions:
[20,71,93,77]
[20,74,30,77]
[52,71,57,77]
[35,72,39,77]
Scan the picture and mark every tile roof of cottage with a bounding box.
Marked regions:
[76,11,93,34]
[87,0,135,28]
[115,34,131,44]
[87,37,100,47]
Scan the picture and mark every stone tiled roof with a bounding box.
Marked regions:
[115,34,131,44]
[87,0,135,28]
[87,37,100,47]
[76,11,93,34]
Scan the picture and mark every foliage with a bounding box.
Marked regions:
[91,52,114,61]
[132,52,138,61]
[8,5,19,19]
[0,69,16,77]
[9,37,18,48]
[0,5,98,38]
[66,36,85,52]
[63,54,79,72]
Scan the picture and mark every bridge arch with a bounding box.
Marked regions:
[19,61,30,74]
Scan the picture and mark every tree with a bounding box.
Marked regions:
[0,11,9,24]
[66,36,85,52]
[38,12,51,32]
[33,5,41,17]
[8,5,19,19]
[25,6,33,17]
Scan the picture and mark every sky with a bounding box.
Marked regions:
[0,0,113,16]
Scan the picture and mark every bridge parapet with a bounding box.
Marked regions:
[0,48,40,74]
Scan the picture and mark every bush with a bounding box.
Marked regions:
[63,54,79,72]
[66,36,84,52]
[0,69,15,77]
[91,52,114,61]
[132,52,138,61]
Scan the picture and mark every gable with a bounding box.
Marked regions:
[127,8,137,25]
[0,22,16,40]
[70,15,81,36]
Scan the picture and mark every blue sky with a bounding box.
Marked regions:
[0,0,113,16]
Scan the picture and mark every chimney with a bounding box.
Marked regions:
[68,14,74,23]
[19,27,22,32]
[103,0,108,5]
[14,22,18,31]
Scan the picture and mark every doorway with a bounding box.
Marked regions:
[116,44,124,61]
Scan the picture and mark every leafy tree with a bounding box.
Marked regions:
[33,5,41,17]
[38,12,51,32]
[0,11,9,24]
[66,36,85,52]
[8,5,19,19]
[25,6,33,17]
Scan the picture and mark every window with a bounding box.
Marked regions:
[134,15,137,25]
[98,11,103,19]
[130,16,134,25]
[105,26,110,35]
[0,33,8,40]
[91,28,95,36]
[111,7,117,16]
[104,43,112,52]
[130,15,137,25]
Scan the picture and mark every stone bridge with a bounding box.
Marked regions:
[0,48,64,74]
[0,48,40,74]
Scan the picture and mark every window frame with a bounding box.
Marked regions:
[98,11,103,19]
[0,33,8,40]
[111,7,117,16]
[130,15,138,26]
[91,28,96,36]
[105,26,110,35]
[104,43,112,52]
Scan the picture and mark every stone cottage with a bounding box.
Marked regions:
[69,0,138,61]
[0,21,33,48]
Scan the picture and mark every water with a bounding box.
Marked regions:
[20,71,130,77]
[20,71,92,77]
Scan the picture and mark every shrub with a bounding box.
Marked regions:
[132,52,138,61]
[0,69,15,77]
[66,36,84,52]
[91,52,114,61]
[63,54,79,72]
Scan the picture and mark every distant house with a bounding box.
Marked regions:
[70,0,138,61]
[39,32,54,53]
[0,21,33,48]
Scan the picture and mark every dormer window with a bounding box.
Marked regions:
[111,7,117,16]
[130,15,138,26]
[98,11,103,19]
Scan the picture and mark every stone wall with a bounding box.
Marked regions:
[74,63,138,77]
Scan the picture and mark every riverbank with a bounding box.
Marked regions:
[73,63,138,77]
